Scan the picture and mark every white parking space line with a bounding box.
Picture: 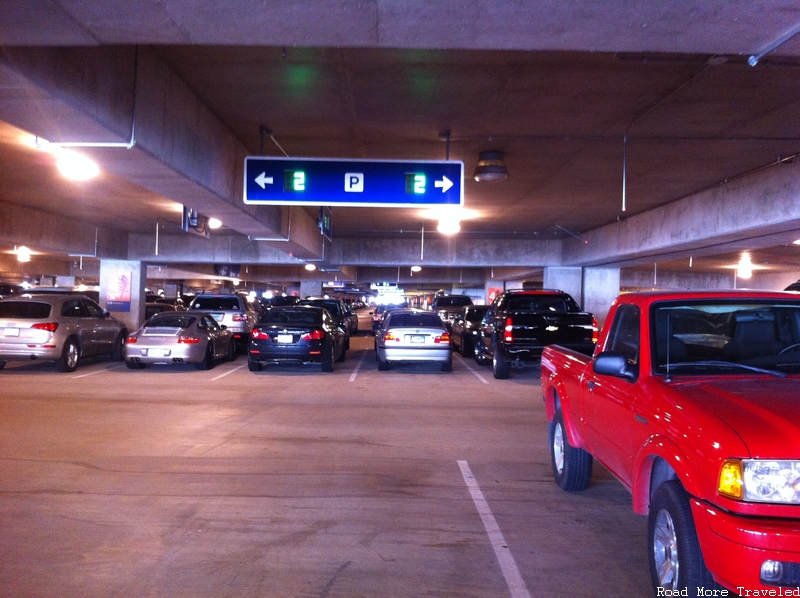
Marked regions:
[457,460,532,598]
[349,351,365,382]
[211,363,246,381]
[455,355,490,384]
[71,365,125,379]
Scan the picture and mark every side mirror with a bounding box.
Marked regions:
[102,309,111,318]
[593,351,637,382]
[220,325,228,330]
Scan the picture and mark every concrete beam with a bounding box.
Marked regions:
[0,47,322,255]
[331,237,562,267]
[562,160,800,268]
[0,201,127,258]
[0,1,795,57]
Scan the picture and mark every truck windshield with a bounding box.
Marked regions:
[652,300,800,376]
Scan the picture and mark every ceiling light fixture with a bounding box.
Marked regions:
[56,149,100,180]
[473,150,508,182]
[410,266,422,272]
[304,263,317,271]
[437,219,461,235]
[737,255,754,279]
[208,218,222,229]
[16,246,31,263]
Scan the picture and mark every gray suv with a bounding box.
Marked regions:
[188,293,259,351]
[0,294,129,372]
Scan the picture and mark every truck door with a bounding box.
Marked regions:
[582,304,640,487]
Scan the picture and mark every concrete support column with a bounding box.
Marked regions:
[582,267,620,326]
[99,259,147,333]
[300,281,323,298]
[544,267,583,305]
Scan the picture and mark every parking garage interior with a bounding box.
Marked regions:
[1,2,800,597]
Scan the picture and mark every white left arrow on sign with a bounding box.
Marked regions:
[255,172,274,189]
[434,175,453,193]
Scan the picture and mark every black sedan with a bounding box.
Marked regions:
[450,305,490,357]
[247,305,346,372]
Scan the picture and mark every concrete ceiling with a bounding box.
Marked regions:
[1,0,800,288]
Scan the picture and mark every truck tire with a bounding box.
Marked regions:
[549,409,592,491]
[648,481,718,595]
[492,343,511,379]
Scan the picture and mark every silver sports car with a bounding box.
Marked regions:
[125,312,235,370]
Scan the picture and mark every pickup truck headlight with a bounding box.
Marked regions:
[718,459,800,504]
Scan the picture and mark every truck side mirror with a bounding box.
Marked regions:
[593,351,637,382]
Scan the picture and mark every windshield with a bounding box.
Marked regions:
[436,296,473,308]
[651,300,800,376]
[146,314,196,328]
[191,296,241,311]
[261,309,322,326]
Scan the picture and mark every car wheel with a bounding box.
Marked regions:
[195,343,214,370]
[321,342,335,372]
[248,359,263,372]
[112,331,127,361]
[126,361,145,370]
[56,338,79,373]
[0,360,6,370]
[474,341,490,365]
[549,409,593,491]
[335,341,346,362]
[460,339,470,358]
[344,333,351,351]
[648,481,718,595]
[377,353,390,371]
[225,339,236,362]
[441,355,453,372]
[492,343,511,379]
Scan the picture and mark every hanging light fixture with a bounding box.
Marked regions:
[473,150,508,182]
[16,245,31,263]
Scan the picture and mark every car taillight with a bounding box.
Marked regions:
[592,317,599,344]
[178,336,201,344]
[383,331,400,342]
[250,329,270,340]
[31,322,58,333]
[301,330,325,341]
[503,318,513,342]
[232,314,247,322]
[435,332,450,344]
[126,337,138,344]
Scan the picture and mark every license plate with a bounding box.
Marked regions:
[409,335,425,343]
[3,328,20,337]
[143,349,170,357]
[276,334,293,343]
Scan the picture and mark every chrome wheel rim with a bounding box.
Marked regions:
[653,508,679,590]
[66,343,78,369]
[553,421,565,475]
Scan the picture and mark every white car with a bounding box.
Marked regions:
[375,309,452,372]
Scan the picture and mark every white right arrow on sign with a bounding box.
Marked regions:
[434,175,453,193]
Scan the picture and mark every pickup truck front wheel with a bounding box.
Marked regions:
[648,481,717,595]
[549,410,592,491]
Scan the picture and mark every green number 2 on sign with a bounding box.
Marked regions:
[404,173,426,195]
[284,171,306,192]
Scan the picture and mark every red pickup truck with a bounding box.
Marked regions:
[541,290,800,596]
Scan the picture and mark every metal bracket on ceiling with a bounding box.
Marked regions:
[749,22,800,66]
[439,130,451,161]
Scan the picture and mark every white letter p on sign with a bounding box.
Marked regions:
[345,172,364,192]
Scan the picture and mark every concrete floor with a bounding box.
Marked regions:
[0,312,651,598]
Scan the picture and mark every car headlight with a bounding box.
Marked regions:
[718,459,800,504]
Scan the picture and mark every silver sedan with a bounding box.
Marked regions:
[375,309,452,372]
[125,312,235,370]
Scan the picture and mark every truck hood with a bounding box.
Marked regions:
[674,378,800,458]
